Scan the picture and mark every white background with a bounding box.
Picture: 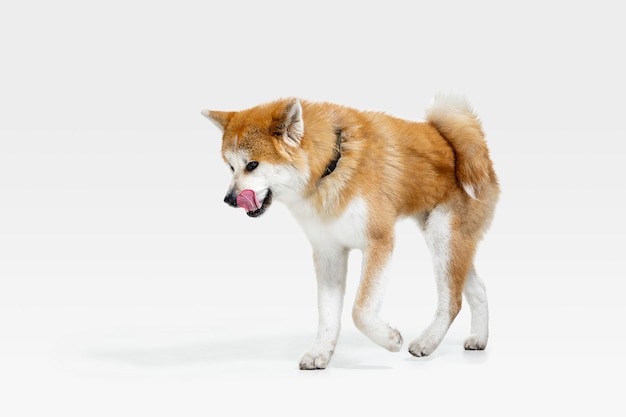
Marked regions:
[1,1,625,415]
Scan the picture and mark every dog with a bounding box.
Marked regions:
[202,94,499,369]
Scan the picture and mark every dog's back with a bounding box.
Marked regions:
[298,96,498,221]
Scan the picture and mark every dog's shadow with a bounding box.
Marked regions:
[85,329,484,370]
[87,334,304,368]
[86,330,411,370]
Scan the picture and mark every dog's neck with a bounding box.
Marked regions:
[320,128,343,179]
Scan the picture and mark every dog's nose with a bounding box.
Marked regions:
[224,192,238,208]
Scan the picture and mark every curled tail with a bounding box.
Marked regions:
[426,93,495,199]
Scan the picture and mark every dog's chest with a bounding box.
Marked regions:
[287,198,368,250]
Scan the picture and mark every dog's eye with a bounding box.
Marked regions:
[246,161,259,172]
[228,164,234,172]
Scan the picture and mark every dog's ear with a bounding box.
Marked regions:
[201,110,235,132]
[271,99,304,147]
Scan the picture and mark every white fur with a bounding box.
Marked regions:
[282,100,304,147]
[289,198,367,369]
[426,92,474,121]
[463,268,489,349]
[289,197,402,365]
[409,205,453,357]
[223,149,264,199]
[223,149,249,173]
[299,247,349,369]
[287,197,368,250]
[462,182,477,200]
[224,151,308,204]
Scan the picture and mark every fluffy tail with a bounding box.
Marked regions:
[426,93,494,199]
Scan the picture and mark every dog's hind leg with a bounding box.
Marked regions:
[409,204,477,357]
[351,231,403,353]
[299,247,349,370]
[463,267,489,350]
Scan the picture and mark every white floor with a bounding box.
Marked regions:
[1,303,624,416]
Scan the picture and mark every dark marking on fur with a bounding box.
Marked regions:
[321,128,343,179]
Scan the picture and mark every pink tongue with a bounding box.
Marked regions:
[236,189,261,211]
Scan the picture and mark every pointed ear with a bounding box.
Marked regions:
[201,110,235,132]
[272,99,304,147]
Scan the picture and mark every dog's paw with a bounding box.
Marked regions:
[355,318,404,352]
[387,328,404,352]
[408,337,438,357]
[299,352,331,370]
[464,335,487,351]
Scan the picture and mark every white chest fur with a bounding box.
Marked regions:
[286,198,368,250]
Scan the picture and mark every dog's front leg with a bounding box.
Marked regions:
[299,247,349,370]
[352,233,403,352]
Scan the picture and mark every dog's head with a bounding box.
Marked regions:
[202,98,310,218]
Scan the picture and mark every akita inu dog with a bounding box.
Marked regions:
[202,94,499,369]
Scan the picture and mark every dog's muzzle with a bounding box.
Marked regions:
[223,189,273,218]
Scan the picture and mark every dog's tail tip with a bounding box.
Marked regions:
[426,92,476,122]
[426,93,495,199]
